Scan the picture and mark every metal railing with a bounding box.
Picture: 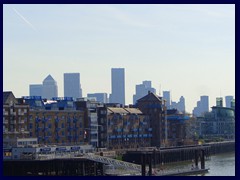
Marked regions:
[83,153,141,173]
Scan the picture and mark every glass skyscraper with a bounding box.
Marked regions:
[42,74,58,100]
[64,73,82,99]
[110,68,125,105]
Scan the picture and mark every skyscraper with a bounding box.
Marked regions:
[42,74,58,100]
[225,96,234,108]
[133,81,156,104]
[110,68,125,105]
[64,73,82,99]
[178,96,185,113]
[200,95,209,113]
[171,96,185,113]
[192,95,209,117]
[29,84,43,97]
[163,91,171,109]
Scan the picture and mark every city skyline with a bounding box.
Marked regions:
[3,4,235,112]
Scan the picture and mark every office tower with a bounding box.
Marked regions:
[87,93,108,103]
[178,96,185,113]
[64,73,82,99]
[192,95,209,117]
[200,95,209,113]
[142,81,151,88]
[133,81,156,104]
[42,74,58,100]
[171,96,185,113]
[216,97,223,107]
[110,68,125,105]
[163,91,171,109]
[29,84,43,97]
[225,96,234,108]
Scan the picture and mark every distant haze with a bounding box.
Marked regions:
[3,4,235,113]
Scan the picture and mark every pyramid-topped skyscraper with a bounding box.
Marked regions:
[42,74,58,99]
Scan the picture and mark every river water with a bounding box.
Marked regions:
[202,152,235,176]
[157,152,235,176]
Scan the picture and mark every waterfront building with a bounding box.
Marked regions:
[3,92,30,147]
[29,84,43,97]
[197,97,235,140]
[133,80,156,104]
[225,96,234,108]
[87,93,108,103]
[166,109,190,146]
[42,75,58,100]
[109,68,125,106]
[75,98,103,148]
[22,96,85,145]
[136,91,164,147]
[97,106,151,149]
[64,73,82,99]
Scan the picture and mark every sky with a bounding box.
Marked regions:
[3,4,235,113]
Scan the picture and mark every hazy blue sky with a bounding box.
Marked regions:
[3,4,235,113]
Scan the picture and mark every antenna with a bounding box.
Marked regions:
[159,84,161,96]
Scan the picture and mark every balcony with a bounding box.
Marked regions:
[133,134,138,138]
[18,120,25,124]
[10,120,16,124]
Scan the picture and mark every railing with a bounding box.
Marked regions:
[83,153,141,173]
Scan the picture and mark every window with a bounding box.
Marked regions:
[62,123,64,128]
[62,131,65,136]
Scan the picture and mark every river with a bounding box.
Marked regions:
[156,152,235,176]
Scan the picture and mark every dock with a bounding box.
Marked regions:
[158,168,209,176]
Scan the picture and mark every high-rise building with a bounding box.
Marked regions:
[29,84,43,97]
[163,91,171,109]
[42,74,58,100]
[64,73,82,99]
[225,96,234,108]
[178,96,185,113]
[171,96,185,113]
[200,96,209,113]
[87,93,108,103]
[133,81,156,104]
[109,68,125,105]
[192,95,209,117]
